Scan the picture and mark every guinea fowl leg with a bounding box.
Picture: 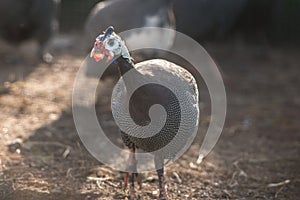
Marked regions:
[124,146,139,199]
[154,155,169,200]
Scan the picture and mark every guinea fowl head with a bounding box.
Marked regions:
[90,26,131,63]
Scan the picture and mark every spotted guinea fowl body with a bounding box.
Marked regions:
[90,26,199,199]
[112,59,199,158]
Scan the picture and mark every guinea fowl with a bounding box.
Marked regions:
[90,26,199,199]
[173,0,247,41]
[85,0,175,48]
[0,0,55,61]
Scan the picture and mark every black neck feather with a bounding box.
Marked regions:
[115,56,135,76]
[114,56,144,92]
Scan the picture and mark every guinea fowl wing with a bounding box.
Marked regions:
[111,59,199,158]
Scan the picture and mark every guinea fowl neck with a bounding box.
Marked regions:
[115,56,135,76]
[115,56,144,92]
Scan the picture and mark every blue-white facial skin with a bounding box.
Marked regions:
[91,33,122,62]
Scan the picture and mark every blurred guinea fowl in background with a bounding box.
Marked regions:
[0,0,56,63]
[173,0,248,41]
[90,26,199,200]
[85,0,175,49]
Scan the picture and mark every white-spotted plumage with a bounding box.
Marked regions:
[112,59,199,159]
[90,26,199,200]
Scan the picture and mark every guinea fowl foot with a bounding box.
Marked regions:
[159,194,169,200]
[123,172,141,199]
[158,180,169,200]
[123,146,141,199]
[155,156,169,200]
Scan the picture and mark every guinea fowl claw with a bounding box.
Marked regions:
[158,186,169,200]
[129,185,136,199]
[158,196,169,200]
[123,172,129,191]
[123,172,136,199]
[136,173,142,189]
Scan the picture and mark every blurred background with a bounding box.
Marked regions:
[0,0,299,199]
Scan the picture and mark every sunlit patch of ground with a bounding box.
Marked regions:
[0,38,299,199]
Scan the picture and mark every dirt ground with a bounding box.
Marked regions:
[0,36,299,200]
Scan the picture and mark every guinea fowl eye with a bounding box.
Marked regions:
[107,39,115,47]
